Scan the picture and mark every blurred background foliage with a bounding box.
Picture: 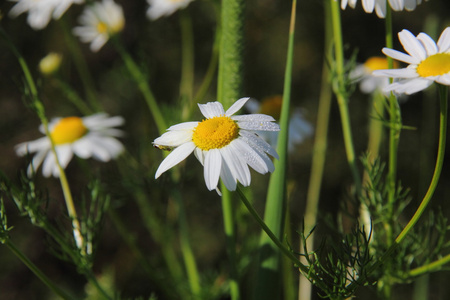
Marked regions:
[1,0,450,299]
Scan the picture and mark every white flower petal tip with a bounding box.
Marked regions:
[153,98,280,192]
[146,0,194,21]
[339,0,425,18]
[15,113,125,178]
[375,26,450,95]
[73,0,125,52]
[8,0,84,30]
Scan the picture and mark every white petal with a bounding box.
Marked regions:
[436,75,450,86]
[219,158,237,191]
[167,121,198,131]
[388,0,404,11]
[15,137,50,156]
[42,152,58,178]
[225,97,250,116]
[417,33,438,56]
[385,78,432,95]
[232,114,276,122]
[204,149,222,191]
[56,145,74,169]
[374,0,387,18]
[382,48,420,65]
[220,144,250,186]
[437,27,450,52]
[27,150,48,177]
[238,121,280,132]
[154,130,193,147]
[398,29,427,61]
[155,142,196,178]
[239,130,279,159]
[403,0,417,11]
[198,102,225,119]
[194,147,205,165]
[233,138,269,174]
[373,68,418,78]
[362,0,375,12]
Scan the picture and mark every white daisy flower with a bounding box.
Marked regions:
[245,96,313,152]
[373,27,450,95]
[339,0,427,18]
[146,0,194,21]
[73,0,125,52]
[153,97,280,193]
[8,0,84,30]
[16,113,125,178]
[350,57,392,94]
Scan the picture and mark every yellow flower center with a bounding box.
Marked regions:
[364,57,394,71]
[51,117,88,145]
[259,95,282,120]
[192,116,239,151]
[416,53,450,77]
[97,22,108,34]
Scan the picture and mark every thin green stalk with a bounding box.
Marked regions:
[6,241,75,300]
[60,18,101,112]
[1,29,85,253]
[112,38,167,134]
[329,0,361,194]
[221,185,240,300]
[347,85,448,293]
[217,0,245,298]
[299,2,332,299]
[253,2,296,299]
[83,269,113,300]
[408,254,450,277]
[53,78,94,115]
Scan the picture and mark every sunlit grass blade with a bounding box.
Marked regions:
[253,1,296,299]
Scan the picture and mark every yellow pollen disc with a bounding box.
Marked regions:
[363,57,398,71]
[416,53,450,77]
[192,116,239,151]
[97,22,108,34]
[51,117,88,145]
[259,95,282,120]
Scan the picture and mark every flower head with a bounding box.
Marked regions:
[16,113,125,177]
[8,0,84,30]
[339,0,427,18]
[146,0,194,21]
[39,52,62,75]
[153,97,280,193]
[245,96,313,152]
[350,57,394,94]
[73,0,125,52]
[373,27,450,95]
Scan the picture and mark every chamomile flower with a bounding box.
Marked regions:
[339,0,427,18]
[146,0,194,21]
[73,0,125,52]
[39,52,62,75]
[350,57,392,94]
[245,96,313,152]
[373,28,450,95]
[8,0,84,30]
[16,113,125,178]
[154,97,280,193]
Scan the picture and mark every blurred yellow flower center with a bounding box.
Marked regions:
[259,96,282,120]
[97,22,108,34]
[364,57,390,71]
[417,53,450,77]
[192,116,239,150]
[51,117,88,145]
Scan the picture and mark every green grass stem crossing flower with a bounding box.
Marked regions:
[373,27,450,95]
[153,98,280,194]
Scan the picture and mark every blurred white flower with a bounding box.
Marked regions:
[350,57,393,94]
[73,0,125,52]
[245,96,313,152]
[8,0,84,30]
[154,98,280,193]
[16,113,125,178]
[146,0,194,21]
[339,0,427,18]
[374,27,450,95]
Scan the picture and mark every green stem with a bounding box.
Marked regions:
[1,28,85,254]
[408,254,450,277]
[299,2,333,299]
[53,78,94,115]
[221,185,240,300]
[6,241,75,300]
[329,0,361,194]
[112,38,167,134]
[60,18,101,112]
